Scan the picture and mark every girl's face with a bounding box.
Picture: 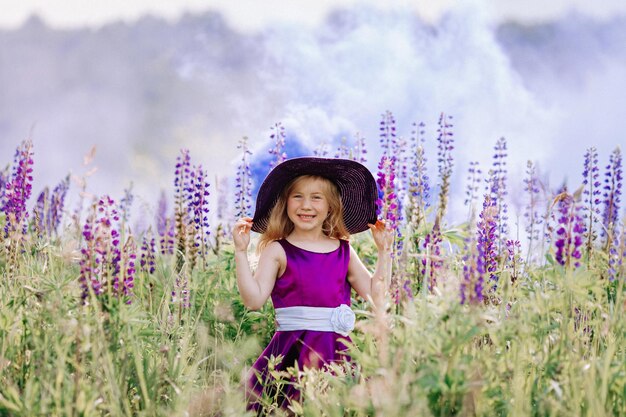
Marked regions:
[286,177,331,233]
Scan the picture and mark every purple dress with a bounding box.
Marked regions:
[246,238,352,410]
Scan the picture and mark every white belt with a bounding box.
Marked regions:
[275,304,355,337]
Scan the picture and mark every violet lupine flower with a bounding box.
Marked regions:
[2,139,35,238]
[421,224,443,292]
[523,161,543,260]
[119,182,134,223]
[477,195,498,291]
[376,155,399,232]
[489,137,509,246]
[435,113,454,223]
[268,122,287,169]
[553,192,585,269]
[47,175,70,236]
[174,149,192,272]
[0,167,9,208]
[460,236,482,305]
[581,148,601,254]
[464,161,482,221]
[187,164,211,262]
[33,187,49,237]
[378,110,397,155]
[78,196,134,303]
[601,148,622,251]
[156,190,175,255]
[172,272,191,317]
[406,122,430,234]
[140,232,157,274]
[505,239,522,283]
[608,227,625,281]
[235,137,253,218]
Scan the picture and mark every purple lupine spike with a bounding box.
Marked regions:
[553,191,585,269]
[581,147,601,256]
[406,122,430,235]
[47,175,70,236]
[435,113,454,223]
[0,166,9,208]
[505,239,522,283]
[174,149,192,271]
[2,139,35,239]
[78,196,133,303]
[601,148,622,251]
[353,132,367,164]
[172,272,191,319]
[379,110,396,156]
[489,138,509,247]
[523,161,543,262]
[187,164,211,263]
[268,122,286,169]
[119,182,134,223]
[156,190,168,236]
[464,161,482,221]
[33,187,49,237]
[140,231,157,274]
[376,155,399,232]
[421,224,443,292]
[235,137,253,218]
[460,235,482,305]
[477,194,499,292]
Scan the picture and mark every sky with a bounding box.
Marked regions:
[2,0,626,30]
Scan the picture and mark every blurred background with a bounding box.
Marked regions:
[1,0,625,227]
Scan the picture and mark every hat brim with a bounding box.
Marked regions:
[251,157,378,235]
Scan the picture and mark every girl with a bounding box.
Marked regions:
[232,157,392,412]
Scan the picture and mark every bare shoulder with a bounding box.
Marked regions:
[260,240,287,266]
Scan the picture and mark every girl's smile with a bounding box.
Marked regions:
[286,178,330,232]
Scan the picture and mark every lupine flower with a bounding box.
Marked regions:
[140,231,157,274]
[435,113,454,223]
[477,195,499,292]
[553,191,585,269]
[47,175,70,235]
[581,148,601,255]
[33,187,49,237]
[78,196,134,304]
[174,149,192,272]
[2,139,35,239]
[421,224,443,292]
[268,122,287,169]
[406,122,430,236]
[0,166,9,209]
[119,182,134,223]
[464,161,482,222]
[505,239,523,283]
[334,137,351,159]
[523,161,542,261]
[376,155,399,232]
[235,137,253,218]
[187,163,211,266]
[378,110,396,155]
[172,272,191,321]
[489,137,509,248]
[460,235,482,305]
[601,148,622,251]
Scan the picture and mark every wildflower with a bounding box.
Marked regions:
[601,147,622,251]
[477,195,498,291]
[140,231,157,274]
[47,175,70,235]
[187,163,211,265]
[119,182,134,223]
[505,239,523,283]
[376,155,399,232]
[489,137,509,247]
[334,137,351,159]
[581,147,601,255]
[268,122,287,169]
[378,110,396,155]
[422,223,443,292]
[313,141,330,157]
[523,161,542,260]
[2,139,35,239]
[464,161,482,222]
[156,190,175,255]
[353,133,367,164]
[460,235,482,305]
[235,137,253,218]
[435,113,454,223]
[406,122,430,236]
[553,191,585,269]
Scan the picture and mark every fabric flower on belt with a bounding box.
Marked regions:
[330,304,355,336]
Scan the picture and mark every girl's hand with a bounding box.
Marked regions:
[232,217,253,252]
[368,219,394,253]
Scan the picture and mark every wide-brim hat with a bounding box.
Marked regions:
[251,157,378,234]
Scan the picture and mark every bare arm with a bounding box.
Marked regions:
[232,217,284,310]
[347,220,393,311]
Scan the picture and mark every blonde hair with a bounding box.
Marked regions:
[257,175,350,252]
